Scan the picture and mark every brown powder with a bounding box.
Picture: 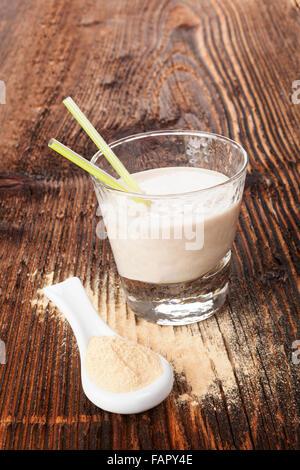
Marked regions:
[113,295,257,406]
[31,270,99,324]
[32,268,258,406]
[31,271,56,322]
[84,336,163,393]
[134,322,238,403]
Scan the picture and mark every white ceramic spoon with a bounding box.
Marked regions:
[43,277,173,414]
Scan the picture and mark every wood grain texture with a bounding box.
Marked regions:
[0,0,299,450]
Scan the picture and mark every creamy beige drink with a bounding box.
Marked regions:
[91,130,247,324]
[102,167,240,284]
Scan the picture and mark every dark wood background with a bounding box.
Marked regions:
[0,0,299,450]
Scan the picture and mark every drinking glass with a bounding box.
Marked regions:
[91,130,247,325]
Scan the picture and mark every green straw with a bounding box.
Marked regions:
[63,97,142,193]
[48,138,129,192]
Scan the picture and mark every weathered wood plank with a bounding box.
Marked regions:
[0,0,299,450]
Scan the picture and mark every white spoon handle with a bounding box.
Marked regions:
[43,277,115,354]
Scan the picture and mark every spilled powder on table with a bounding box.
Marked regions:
[177,394,198,407]
[130,318,241,404]
[30,271,56,321]
[30,268,257,405]
[30,270,100,323]
[112,291,257,406]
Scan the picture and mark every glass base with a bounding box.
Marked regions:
[120,251,231,325]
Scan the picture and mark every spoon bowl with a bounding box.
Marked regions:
[44,277,173,414]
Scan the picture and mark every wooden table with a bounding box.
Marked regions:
[0,0,299,450]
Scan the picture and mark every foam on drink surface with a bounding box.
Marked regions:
[136,167,228,196]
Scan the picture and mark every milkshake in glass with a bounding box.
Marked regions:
[91,131,247,325]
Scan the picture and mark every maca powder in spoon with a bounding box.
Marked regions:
[84,336,163,393]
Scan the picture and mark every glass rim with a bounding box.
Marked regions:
[90,129,248,199]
